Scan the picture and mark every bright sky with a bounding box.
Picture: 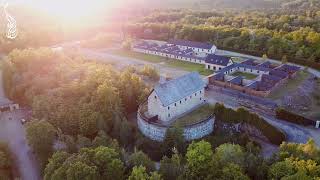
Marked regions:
[6,0,121,21]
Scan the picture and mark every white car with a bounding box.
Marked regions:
[21,119,27,124]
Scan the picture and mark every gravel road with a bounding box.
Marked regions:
[81,48,191,79]
[205,90,320,146]
[0,71,40,180]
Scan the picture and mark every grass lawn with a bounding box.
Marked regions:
[109,49,165,63]
[231,71,258,80]
[109,49,213,76]
[173,104,214,126]
[268,71,309,100]
[165,60,213,76]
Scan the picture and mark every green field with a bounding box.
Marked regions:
[231,71,258,79]
[109,50,213,76]
[268,71,309,100]
[166,60,213,76]
[110,50,165,63]
[173,104,214,126]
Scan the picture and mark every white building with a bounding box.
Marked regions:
[205,54,234,71]
[147,72,206,122]
[168,39,217,55]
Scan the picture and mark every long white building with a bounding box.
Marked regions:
[168,39,217,55]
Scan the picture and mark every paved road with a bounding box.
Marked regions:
[216,49,320,78]
[205,90,320,146]
[0,71,40,180]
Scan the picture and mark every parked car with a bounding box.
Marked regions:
[21,119,28,124]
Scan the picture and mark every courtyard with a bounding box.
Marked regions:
[173,104,214,126]
[231,71,258,80]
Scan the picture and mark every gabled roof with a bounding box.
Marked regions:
[168,39,214,50]
[154,72,205,107]
[205,54,231,66]
[241,59,258,66]
[228,76,243,85]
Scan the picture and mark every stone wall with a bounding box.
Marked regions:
[137,112,215,141]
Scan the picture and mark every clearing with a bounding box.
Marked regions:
[174,104,214,126]
[109,49,213,76]
[231,71,258,80]
[268,71,309,100]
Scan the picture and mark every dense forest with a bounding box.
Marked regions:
[2,48,320,179]
[1,1,320,179]
[124,5,320,69]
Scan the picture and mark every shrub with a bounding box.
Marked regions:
[276,108,315,126]
[214,104,286,145]
[140,65,160,81]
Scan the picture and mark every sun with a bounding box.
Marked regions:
[23,0,119,23]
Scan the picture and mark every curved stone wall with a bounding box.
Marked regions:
[137,113,215,142]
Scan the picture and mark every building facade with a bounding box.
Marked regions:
[205,54,234,71]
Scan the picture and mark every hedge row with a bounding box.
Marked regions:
[214,103,286,145]
[276,108,316,126]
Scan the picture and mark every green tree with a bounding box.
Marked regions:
[220,163,250,180]
[282,55,288,64]
[185,140,214,180]
[44,151,70,180]
[26,120,56,170]
[262,54,268,61]
[159,151,184,180]
[122,39,132,50]
[214,143,246,167]
[161,125,186,157]
[129,166,149,180]
[44,146,125,180]
[128,151,155,173]
[269,161,295,179]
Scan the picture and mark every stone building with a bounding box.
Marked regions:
[147,72,206,122]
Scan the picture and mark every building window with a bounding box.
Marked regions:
[214,66,216,70]
[154,96,157,99]
[180,101,182,104]
[195,93,197,96]
[219,67,222,70]
[257,71,259,73]
[200,98,202,100]
[175,103,177,107]
[207,65,210,69]
[190,96,192,99]
[251,69,253,72]
[168,106,170,110]
[200,90,202,94]
[168,114,170,117]
[185,98,187,101]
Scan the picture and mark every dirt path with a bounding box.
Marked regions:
[81,48,192,79]
[0,71,41,180]
[0,111,41,180]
